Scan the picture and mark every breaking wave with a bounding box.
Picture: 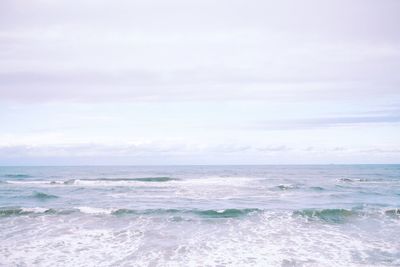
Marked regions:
[194,208,259,218]
[6,177,179,186]
[294,208,357,223]
[0,207,56,217]
[1,207,399,221]
[0,207,260,218]
[274,184,300,191]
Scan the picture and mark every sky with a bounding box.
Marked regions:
[0,0,399,165]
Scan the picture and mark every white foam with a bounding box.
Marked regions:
[21,207,49,213]
[179,176,259,186]
[1,211,398,266]
[75,206,115,215]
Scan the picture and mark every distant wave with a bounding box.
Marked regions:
[338,178,354,182]
[6,177,179,186]
[129,177,178,182]
[6,180,58,185]
[337,178,398,184]
[3,174,32,178]
[4,177,262,188]
[274,184,300,191]
[31,192,58,200]
[72,177,178,182]
[272,184,325,191]
[64,177,179,185]
[309,186,325,191]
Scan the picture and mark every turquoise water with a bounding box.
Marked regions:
[0,165,399,266]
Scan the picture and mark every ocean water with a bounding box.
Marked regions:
[0,165,399,267]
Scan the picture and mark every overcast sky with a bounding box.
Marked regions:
[0,0,399,165]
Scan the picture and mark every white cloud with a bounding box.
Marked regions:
[0,0,399,164]
[1,143,399,166]
[0,0,399,103]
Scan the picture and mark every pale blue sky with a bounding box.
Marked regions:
[0,0,399,165]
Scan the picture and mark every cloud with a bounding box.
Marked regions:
[294,115,400,127]
[0,69,398,103]
[359,148,400,154]
[1,142,399,165]
[256,113,400,130]
[0,0,399,103]
[0,143,292,158]
[2,142,399,159]
[0,0,399,165]
[256,145,291,152]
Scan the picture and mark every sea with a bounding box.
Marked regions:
[0,165,399,266]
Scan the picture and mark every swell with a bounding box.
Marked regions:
[6,177,179,186]
[293,208,400,223]
[274,184,300,191]
[272,184,325,191]
[0,207,59,217]
[194,208,259,218]
[83,207,260,218]
[1,207,399,220]
[69,177,178,182]
[0,207,260,218]
[293,208,355,223]
[3,174,32,178]
[337,178,399,183]
[31,192,59,200]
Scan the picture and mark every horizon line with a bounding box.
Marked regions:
[1,163,399,167]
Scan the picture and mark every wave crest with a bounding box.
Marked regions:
[294,209,356,223]
[0,207,260,218]
[32,192,59,200]
[5,177,179,186]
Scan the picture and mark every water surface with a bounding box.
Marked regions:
[0,165,399,266]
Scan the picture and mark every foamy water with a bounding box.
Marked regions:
[0,165,399,266]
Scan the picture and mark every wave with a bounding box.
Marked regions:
[0,207,260,218]
[385,209,400,217]
[337,178,398,184]
[338,178,354,182]
[69,177,178,183]
[0,207,55,217]
[3,174,31,178]
[6,177,179,186]
[81,207,259,218]
[6,180,59,185]
[194,209,259,218]
[293,208,356,223]
[276,184,297,190]
[337,178,381,183]
[31,192,59,200]
[129,177,178,182]
[2,206,399,220]
[64,177,179,186]
[309,186,325,191]
[76,206,115,215]
[273,184,324,191]
[271,184,300,191]
[4,177,261,188]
